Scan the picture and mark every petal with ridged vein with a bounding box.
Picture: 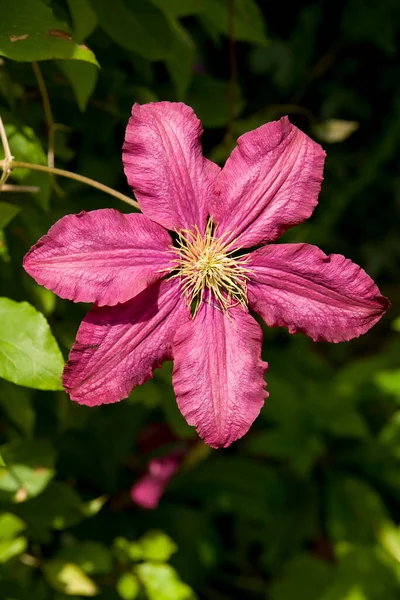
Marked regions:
[172,301,268,448]
[23,209,173,306]
[248,243,389,342]
[63,280,189,406]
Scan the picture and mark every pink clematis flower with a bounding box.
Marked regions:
[23,102,389,448]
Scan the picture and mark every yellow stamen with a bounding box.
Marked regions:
[169,220,251,317]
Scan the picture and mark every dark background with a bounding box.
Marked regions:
[1,1,400,598]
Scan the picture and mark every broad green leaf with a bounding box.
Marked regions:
[44,560,99,596]
[270,554,334,600]
[375,370,400,397]
[57,60,98,111]
[327,475,391,544]
[0,440,56,501]
[136,563,195,600]
[0,537,27,563]
[391,317,400,332]
[166,20,195,99]
[313,119,359,143]
[0,202,21,229]
[2,117,50,209]
[0,453,5,467]
[57,542,113,575]
[66,0,98,43]
[0,0,98,65]
[0,380,36,436]
[139,531,178,562]
[148,0,204,17]
[94,0,171,61]
[199,0,268,46]
[0,513,25,540]
[117,573,140,600]
[0,298,64,390]
[14,482,88,538]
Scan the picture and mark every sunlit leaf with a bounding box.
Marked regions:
[117,573,140,600]
[313,119,359,143]
[136,563,195,600]
[0,298,64,390]
[138,531,178,562]
[0,202,21,229]
[44,560,99,596]
[57,60,98,111]
[0,0,98,65]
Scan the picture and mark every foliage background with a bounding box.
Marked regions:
[1,0,400,598]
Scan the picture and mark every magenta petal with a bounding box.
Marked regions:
[131,454,182,509]
[63,280,189,405]
[123,102,220,232]
[248,243,390,343]
[211,117,326,248]
[172,302,268,448]
[23,209,173,306]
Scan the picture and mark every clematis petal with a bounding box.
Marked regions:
[63,280,189,405]
[23,209,172,306]
[211,117,326,248]
[123,102,220,232]
[172,301,268,448]
[130,453,183,509]
[248,243,389,343]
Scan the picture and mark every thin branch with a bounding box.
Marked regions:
[32,61,64,196]
[0,114,13,190]
[1,183,40,193]
[226,0,237,149]
[0,159,139,209]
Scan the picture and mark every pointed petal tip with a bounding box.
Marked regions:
[173,305,269,449]
[248,243,390,344]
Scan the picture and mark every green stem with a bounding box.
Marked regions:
[0,159,139,209]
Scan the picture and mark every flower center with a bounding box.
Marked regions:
[170,220,251,317]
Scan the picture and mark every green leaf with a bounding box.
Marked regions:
[0,202,21,229]
[0,439,56,501]
[66,0,98,43]
[57,60,98,111]
[148,0,204,17]
[270,554,333,600]
[0,453,5,467]
[57,542,113,575]
[14,482,89,537]
[94,0,171,61]
[0,380,36,436]
[313,119,359,143]
[2,116,50,209]
[0,0,98,65]
[117,573,140,600]
[0,537,27,563]
[166,20,195,99]
[136,563,195,600]
[44,560,99,596]
[138,531,178,562]
[199,0,268,46]
[0,513,25,540]
[0,298,64,390]
[327,475,390,544]
[375,370,400,397]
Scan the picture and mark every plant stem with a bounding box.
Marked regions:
[0,114,13,190]
[32,61,64,196]
[0,159,139,209]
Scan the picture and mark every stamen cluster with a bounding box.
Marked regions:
[170,220,250,316]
